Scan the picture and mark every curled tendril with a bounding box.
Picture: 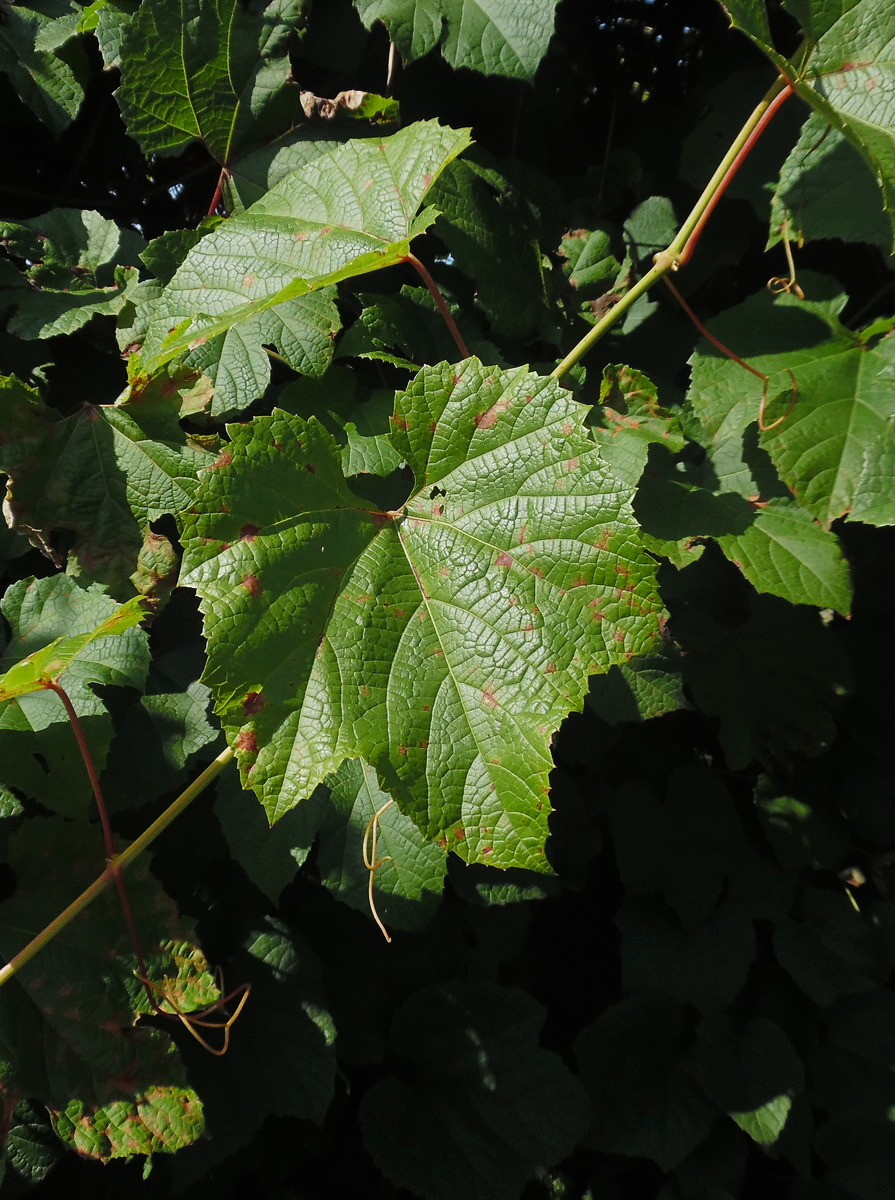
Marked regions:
[767,221,805,299]
[137,967,251,1056]
[363,798,396,944]
[758,368,798,432]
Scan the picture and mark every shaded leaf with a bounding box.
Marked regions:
[171,919,336,1181]
[316,757,447,931]
[0,209,144,339]
[0,577,149,816]
[769,111,891,254]
[576,994,716,1170]
[617,897,756,1012]
[697,1015,804,1146]
[0,0,87,133]
[0,373,213,592]
[0,819,213,1159]
[359,982,588,1200]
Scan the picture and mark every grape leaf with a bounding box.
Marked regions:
[686,283,895,532]
[760,334,895,527]
[723,0,895,243]
[426,154,552,338]
[116,0,308,159]
[181,358,662,868]
[0,595,146,702]
[137,120,472,389]
[576,994,716,1170]
[697,1015,804,1146]
[0,373,213,592]
[0,577,149,817]
[359,982,588,1200]
[316,757,447,930]
[0,209,144,339]
[0,820,214,1160]
[352,0,559,79]
[769,111,891,254]
[0,0,87,133]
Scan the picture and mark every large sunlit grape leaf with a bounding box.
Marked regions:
[352,0,559,79]
[137,121,472,389]
[180,359,662,868]
[116,0,308,159]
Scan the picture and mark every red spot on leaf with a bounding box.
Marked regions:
[451,374,461,386]
[566,455,580,471]
[474,395,512,429]
[242,691,265,715]
[571,575,588,587]
[235,731,258,754]
[595,529,611,551]
[482,845,493,856]
[240,523,260,540]
[399,744,408,755]
[211,449,233,469]
[545,663,557,673]
[614,629,625,642]
[242,574,262,597]
[454,826,466,841]
[418,740,429,748]
[496,551,514,567]
[305,463,317,473]
[294,231,308,241]
[483,687,499,709]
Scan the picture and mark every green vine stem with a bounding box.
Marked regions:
[551,72,794,382]
[0,744,235,990]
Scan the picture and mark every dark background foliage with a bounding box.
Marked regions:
[2,1,895,1197]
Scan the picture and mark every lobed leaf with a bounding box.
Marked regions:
[181,358,662,868]
[137,120,472,401]
[0,577,149,816]
[359,982,588,1200]
[0,373,214,593]
[352,0,559,79]
[116,0,308,159]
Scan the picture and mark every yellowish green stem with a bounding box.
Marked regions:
[552,73,792,382]
[0,745,235,990]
